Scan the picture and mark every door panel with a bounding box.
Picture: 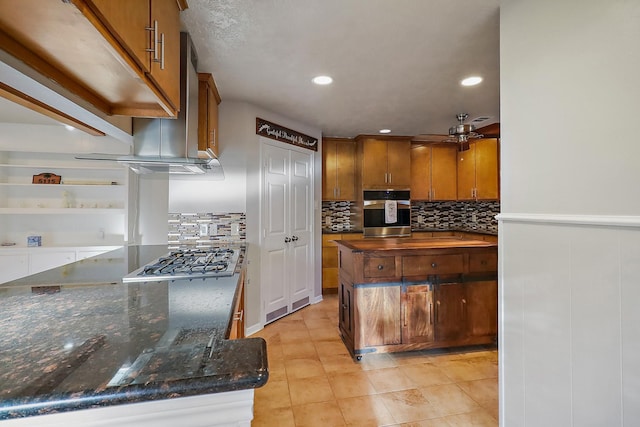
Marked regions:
[262,143,314,324]
[262,144,290,321]
[403,285,435,344]
[289,149,313,304]
[435,283,466,342]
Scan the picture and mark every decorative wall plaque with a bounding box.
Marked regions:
[256,117,318,151]
[32,173,61,184]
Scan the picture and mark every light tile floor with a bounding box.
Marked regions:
[252,294,498,427]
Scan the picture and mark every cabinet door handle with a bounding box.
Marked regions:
[431,188,435,199]
[435,300,440,323]
[429,302,433,325]
[233,310,243,322]
[389,173,392,183]
[431,263,437,268]
[285,237,291,243]
[404,308,408,327]
[384,173,388,183]
[159,32,165,69]
[291,235,299,241]
[145,20,159,61]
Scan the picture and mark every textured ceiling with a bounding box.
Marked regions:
[181,0,500,138]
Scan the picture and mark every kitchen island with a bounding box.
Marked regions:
[335,238,498,360]
[0,245,267,426]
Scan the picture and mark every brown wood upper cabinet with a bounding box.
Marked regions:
[198,73,221,156]
[322,138,356,200]
[410,144,458,200]
[457,138,500,200]
[0,0,186,118]
[356,136,411,189]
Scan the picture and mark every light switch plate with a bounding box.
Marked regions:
[231,223,240,236]
[199,224,209,236]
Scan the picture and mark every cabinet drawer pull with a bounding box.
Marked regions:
[431,263,437,268]
[233,310,243,322]
[377,264,384,270]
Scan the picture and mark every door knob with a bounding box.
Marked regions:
[284,237,291,243]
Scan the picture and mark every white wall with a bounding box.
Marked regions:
[499,1,640,426]
[169,101,323,333]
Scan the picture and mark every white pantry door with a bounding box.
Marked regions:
[262,142,313,324]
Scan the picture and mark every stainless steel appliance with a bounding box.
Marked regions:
[362,190,411,237]
[122,248,240,282]
[77,32,223,177]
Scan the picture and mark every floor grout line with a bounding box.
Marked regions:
[252,294,499,426]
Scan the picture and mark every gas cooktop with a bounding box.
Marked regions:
[122,248,241,283]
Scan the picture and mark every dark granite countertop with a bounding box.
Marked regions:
[0,245,267,420]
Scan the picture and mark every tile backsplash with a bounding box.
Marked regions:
[168,212,246,248]
[322,200,500,234]
[411,200,500,234]
[322,201,358,232]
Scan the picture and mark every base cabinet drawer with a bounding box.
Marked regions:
[363,256,397,279]
[403,254,464,276]
[468,252,498,273]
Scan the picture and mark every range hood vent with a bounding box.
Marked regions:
[77,32,223,177]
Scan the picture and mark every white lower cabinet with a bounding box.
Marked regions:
[0,253,29,283]
[29,250,76,275]
[0,389,255,427]
[0,246,120,284]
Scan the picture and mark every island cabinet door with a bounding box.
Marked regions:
[355,286,402,348]
[464,280,498,339]
[339,280,355,342]
[434,283,466,342]
[402,284,435,344]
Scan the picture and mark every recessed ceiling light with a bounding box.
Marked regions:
[312,75,333,85]
[379,129,391,134]
[64,124,75,131]
[461,76,483,86]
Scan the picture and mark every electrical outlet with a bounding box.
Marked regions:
[325,216,332,226]
[471,213,478,223]
[231,223,240,236]
[417,215,424,224]
[210,223,218,236]
[199,224,209,236]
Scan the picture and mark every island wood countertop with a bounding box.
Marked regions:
[333,237,497,253]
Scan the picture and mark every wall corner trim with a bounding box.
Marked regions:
[496,213,640,228]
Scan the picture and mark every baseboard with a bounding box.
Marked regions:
[245,322,263,337]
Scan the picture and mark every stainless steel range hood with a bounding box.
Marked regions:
[78,32,223,177]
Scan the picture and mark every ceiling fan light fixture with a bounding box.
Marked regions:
[443,113,483,150]
[461,76,483,86]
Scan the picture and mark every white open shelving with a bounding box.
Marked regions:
[0,151,129,249]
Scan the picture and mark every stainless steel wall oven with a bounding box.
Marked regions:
[362,190,411,237]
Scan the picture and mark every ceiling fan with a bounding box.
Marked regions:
[412,113,484,151]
